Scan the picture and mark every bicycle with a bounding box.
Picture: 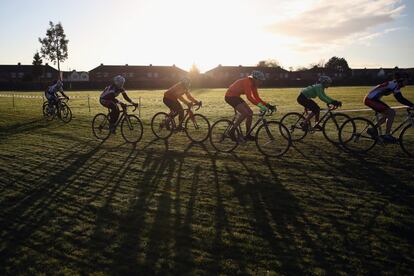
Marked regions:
[209,108,291,157]
[92,104,144,143]
[339,108,414,157]
[280,104,349,143]
[151,101,210,143]
[42,97,72,123]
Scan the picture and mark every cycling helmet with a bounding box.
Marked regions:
[249,70,266,81]
[181,77,191,89]
[114,75,126,89]
[318,75,332,85]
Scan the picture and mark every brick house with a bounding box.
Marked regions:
[0,63,58,82]
[204,65,290,82]
[89,64,188,83]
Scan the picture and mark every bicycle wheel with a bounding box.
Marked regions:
[339,117,377,153]
[58,103,72,123]
[92,113,111,140]
[151,112,174,140]
[322,113,351,144]
[255,121,291,157]
[399,124,414,158]
[209,119,239,153]
[121,115,144,143]
[184,114,210,143]
[280,112,308,141]
[43,102,55,121]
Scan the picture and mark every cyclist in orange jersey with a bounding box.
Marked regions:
[225,70,276,141]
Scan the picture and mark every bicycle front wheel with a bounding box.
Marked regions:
[280,112,307,141]
[58,103,72,123]
[121,115,144,143]
[185,114,210,143]
[339,117,377,153]
[151,112,174,140]
[255,121,291,157]
[209,119,239,153]
[92,113,111,140]
[322,113,350,144]
[399,124,414,158]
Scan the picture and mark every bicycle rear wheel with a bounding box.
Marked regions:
[339,117,377,153]
[151,112,174,140]
[280,112,308,141]
[209,119,239,153]
[92,113,111,140]
[399,125,414,158]
[43,102,55,121]
[185,114,210,143]
[255,121,291,157]
[121,115,144,143]
[322,113,350,144]
[58,103,72,123]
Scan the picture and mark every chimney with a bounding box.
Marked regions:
[18,62,21,66]
[149,64,152,66]
[125,64,128,66]
[100,63,104,66]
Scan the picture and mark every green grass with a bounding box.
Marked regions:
[0,87,414,274]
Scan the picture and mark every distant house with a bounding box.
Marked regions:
[89,64,188,83]
[351,67,401,80]
[0,63,58,83]
[204,65,290,82]
[291,66,348,82]
[63,70,89,82]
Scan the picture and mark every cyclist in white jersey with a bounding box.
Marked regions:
[364,72,413,143]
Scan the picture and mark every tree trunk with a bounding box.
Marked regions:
[57,58,61,80]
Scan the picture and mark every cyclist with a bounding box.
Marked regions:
[99,75,138,133]
[45,79,69,112]
[163,77,200,129]
[297,75,341,130]
[224,70,276,141]
[364,72,414,143]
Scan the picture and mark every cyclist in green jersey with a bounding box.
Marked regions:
[297,76,342,130]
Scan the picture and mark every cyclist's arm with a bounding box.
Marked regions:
[318,88,335,104]
[184,91,198,104]
[121,91,135,104]
[394,92,414,107]
[243,81,262,106]
[59,90,68,98]
[178,95,191,106]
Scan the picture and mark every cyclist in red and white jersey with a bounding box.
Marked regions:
[364,72,413,142]
[99,75,138,133]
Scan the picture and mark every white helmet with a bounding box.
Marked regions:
[181,77,191,89]
[56,80,63,89]
[318,75,332,85]
[114,75,126,89]
[249,70,265,81]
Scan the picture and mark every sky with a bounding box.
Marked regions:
[0,0,413,72]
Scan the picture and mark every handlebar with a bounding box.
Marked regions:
[191,101,202,111]
[259,108,275,117]
[327,103,340,111]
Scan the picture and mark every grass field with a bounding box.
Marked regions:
[1,87,414,274]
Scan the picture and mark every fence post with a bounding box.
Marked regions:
[88,96,91,113]
[12,94,15,109]
[139,97,141,117]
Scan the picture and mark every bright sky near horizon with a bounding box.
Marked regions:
[0,0,413,72]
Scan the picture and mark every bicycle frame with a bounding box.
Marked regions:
[375,109,414,136]
[166,102,202,130]
[300,105,338,129]
[106,104,137,129]
[230,109,274,138]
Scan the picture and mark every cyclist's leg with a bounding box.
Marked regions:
[297,94,320,124]
[100,99,119,130]
[163,96,184,127]
[364,97,392,131]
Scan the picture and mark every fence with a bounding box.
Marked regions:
[0,94,142,117]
